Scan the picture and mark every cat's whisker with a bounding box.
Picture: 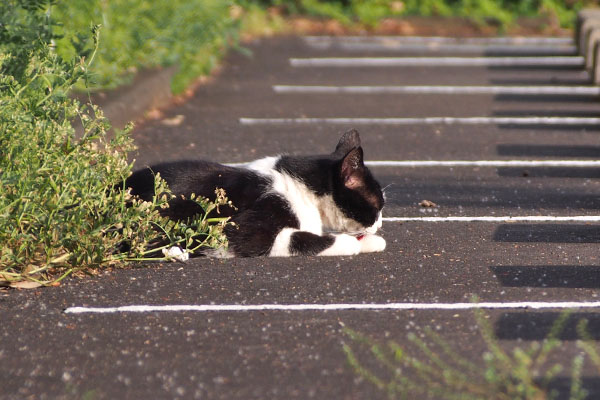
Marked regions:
[382,184,395,202]
[382,183,395,192]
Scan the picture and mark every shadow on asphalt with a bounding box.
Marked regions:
[481,50,578,57]
[493,109,600,117]
[495,312,600,341]
[497,124,600,130]
[488,65,583,71]
[493,225,600,243]
[494,94,600,103]
[543,377,600,400]
[489,266,600,288]
[496,313,600,398]
[496,167,600,178]
[379,180,600,210]
[489,77,592,86]
[497,144,600,158]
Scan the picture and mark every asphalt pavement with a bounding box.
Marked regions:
[3,35,600,399]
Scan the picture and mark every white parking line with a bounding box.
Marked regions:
[383,216,600,223]
[304,42,577,55]
[226,160,600,168]
[64,301,600,314]
[290,56,584,67]
[302,36,574,45]
[239,117,600,126]
[365,160,600,167]
[273,85,600,96]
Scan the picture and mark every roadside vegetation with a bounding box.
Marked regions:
[245,0,594,31]
[343,306,600,399]
[51,0,239,94]
[0,0,232,287]
[42,1,596,92]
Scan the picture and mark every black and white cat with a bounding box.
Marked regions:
[125,129,385,257]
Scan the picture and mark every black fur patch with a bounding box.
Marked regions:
[275,155,333,195]
[126,160,271,220]
[225,194,299,257]
[289,231,336,256]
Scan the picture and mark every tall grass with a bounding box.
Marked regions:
[343,307,600,399]
[245,0,595,30]
[51,0,240,94]
[0,0,232,286]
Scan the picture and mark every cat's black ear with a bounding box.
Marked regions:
[334,129,361,156]
[340,147,365,189]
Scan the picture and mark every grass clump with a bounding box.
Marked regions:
[0,0,232,286]
[245,0,595,30]
[343,306,600,399]
[50,0,240,94]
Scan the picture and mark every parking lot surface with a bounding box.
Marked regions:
[3,35,600,399]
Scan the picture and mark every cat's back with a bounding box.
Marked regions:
[125,160,270,210]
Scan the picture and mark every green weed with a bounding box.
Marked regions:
[0,0,232,285]
[51,0,240,94]
[343,306,600,399]
[244,0,595,30]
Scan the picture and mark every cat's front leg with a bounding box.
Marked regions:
[270,229,386,257]
[319,233,386,255]
[358,234,386,253]
[318,233,362,256]
[270,229,360,257]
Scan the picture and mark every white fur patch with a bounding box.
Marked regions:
[272,172,323,234]
[245,156,280,174]
[318,194,366,233]
[246,156,324,235]
[162,246,189,262]
[318,234,361,256]
[359,234,386,253]
[269,227,295,257]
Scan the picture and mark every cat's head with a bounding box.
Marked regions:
[330,129,384,234]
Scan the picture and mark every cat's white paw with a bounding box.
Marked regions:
[319,234,361,256]
[359,234,386,253]
[162,246,189,262]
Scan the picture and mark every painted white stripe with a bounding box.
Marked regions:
[305,42,577,55]
[290,56,584,67]
[365,160,600,167]
[273,85,600,96]
[302,36,574,45]
[64,301,600,314]
[383,216,600,223]
[226,160,600,168]
[239,117,600,126]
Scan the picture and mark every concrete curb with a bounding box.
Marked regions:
[575,8,600,83]
[581,19,600,67]
[575,8,600,53]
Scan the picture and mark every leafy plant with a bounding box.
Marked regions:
[50,0,240,93]
[241,0,593,30]
[343,306,600,400]
[0,0,232,286]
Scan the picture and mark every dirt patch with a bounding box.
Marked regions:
[283,15,570,37]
